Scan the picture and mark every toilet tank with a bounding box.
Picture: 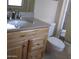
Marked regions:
[48,23,56,37]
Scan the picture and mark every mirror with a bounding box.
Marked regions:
[7,0,35,12]
[8,0,22,6]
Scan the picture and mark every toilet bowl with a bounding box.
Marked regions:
[47,23,65,52]
[48,37,65,52]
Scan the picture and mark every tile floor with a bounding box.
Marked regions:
[43,41,71,59]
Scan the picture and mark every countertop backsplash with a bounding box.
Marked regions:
[7,11,34,19]
[19,12,34,18]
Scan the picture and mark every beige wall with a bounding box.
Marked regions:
[34,0,58,24]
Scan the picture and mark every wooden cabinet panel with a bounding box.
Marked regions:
[27,36,48,59]
[7,30,29,49]
[28,37,45,50]
[7,31,28,59]
[28,48,44,59]
[7,47,22,59]
[7,41,28,59]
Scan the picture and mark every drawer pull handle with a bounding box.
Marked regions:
[20,35,25,37]
[37,44,40,45]
[7,55,17,58]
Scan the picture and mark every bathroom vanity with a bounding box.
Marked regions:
[7,18,49,59]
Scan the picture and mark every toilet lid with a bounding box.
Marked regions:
[48,37,65,49]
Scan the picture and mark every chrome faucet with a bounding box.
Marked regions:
[7,8,21,20]
[15,11,21,19]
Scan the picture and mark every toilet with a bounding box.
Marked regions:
[47,23,65,52]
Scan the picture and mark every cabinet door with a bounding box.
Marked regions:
[7,40,28,59]
[7,31,29,59]
[7,46,22,59]
[28,36,47,59]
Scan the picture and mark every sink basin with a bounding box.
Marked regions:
[7,20,32,28]
[7,24,16,29]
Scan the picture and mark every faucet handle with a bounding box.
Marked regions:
[12,11,16,19]
[15,12,21,19]
[20,16,22,19]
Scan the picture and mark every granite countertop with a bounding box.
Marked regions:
[7,18,50,33]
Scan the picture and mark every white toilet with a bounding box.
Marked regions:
[47,23,65,52]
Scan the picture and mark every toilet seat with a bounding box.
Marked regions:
[48,37,65,51]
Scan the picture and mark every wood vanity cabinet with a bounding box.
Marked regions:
[7,27,48,59]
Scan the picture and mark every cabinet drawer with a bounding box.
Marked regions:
[29,37,46,50]
[22,28,48,37]
[7,37,28,45]
[31,40,44,47]
[31,41,44,50]
[7,31,28,40]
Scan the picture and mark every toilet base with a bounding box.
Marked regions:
[46,41,65,54]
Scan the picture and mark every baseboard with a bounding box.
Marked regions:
[64,41,71,46]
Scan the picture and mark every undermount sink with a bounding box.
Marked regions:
[7,20,32,28]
